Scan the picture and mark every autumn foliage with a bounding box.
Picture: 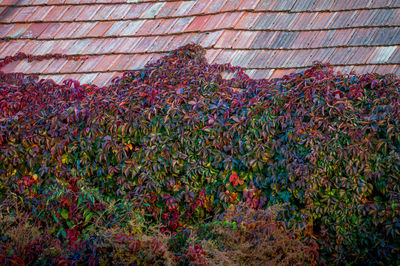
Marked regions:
[0,44,399,265]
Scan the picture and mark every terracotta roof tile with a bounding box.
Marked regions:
[388,46,400,63]
[33,40,58,55]
[0,24,14,38]
[348,28,377,46]
[54,23,79,39]
[249,31,275,49]
[186,15,211,32]
[44,58,69,73]
[109,4,132,20]
[214,30,240,48]
[347,47,376,64]
[218,11,244,28]
[92,72,116,85]
[309,12,335,29]
[75,5,102,21]
[247,50,276,68]
[368,46,398,63]
[234,12,261,29]
[199,30,224,47]
[5,24,30,38]
[221,0,242,12]
[60,58,85,73]
[147,35,174,52]
[11,7,38,22]
[205,49,222,63]
[232,31,258,49]
[255,0,278,11]
[238,0,261,10]
[168,17,195,34]
[213,49,238,64]
[155,2,180,18]
[272,13,296,30]
[204,0,227,13]
[140,2,165,19]
[119,20,145,36]
[0,41,25,58]
[173,1,197,16]
[43,6,70,21]
[252,13,279,29]
[290,13,318,30]
[202,13,225,31]
[351,10,376,27]
[93,54,121,72]
[86,21,113,37]
[187,0,211,15]
[124,3,150,19]
[272,0,296,11]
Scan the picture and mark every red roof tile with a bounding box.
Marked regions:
[1,0,399,84]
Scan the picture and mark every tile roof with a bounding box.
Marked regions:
[0,0,399,85]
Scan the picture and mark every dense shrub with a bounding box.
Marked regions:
[0,44,399,264]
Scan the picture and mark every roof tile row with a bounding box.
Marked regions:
[2,2,400,23]
[2,45,398,76]
[2,11,399,42]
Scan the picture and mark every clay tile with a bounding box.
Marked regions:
[0,25,14,38]
[109,54,134,71]
[235,12,261,29]
[221,0,242,12]
[134,36,158,53]
[187,1,212,15]
[135,19,161,35]
[30,6,54,21]
[92,72,115,85]
[272,0,296,11]
[120,20,145,36]
[291,13,319,30]
[94,5,118,20]
[39,23,64,39]
[388,47,400,64]
[32,40,58,55]
[291,0,315,11]
[54,23,79,39]
[70,22,97,38]
[140,3,166,19]
[186,15,211,32]
[252,13,279,29]
[232,31,258,49]
[214,30,241,48]
[93,54,121,72]
[169,17,195,34]
[370,28,398,46]
[75,5,102,21]
[238,0,261,10]
[148,35,174,52]
[109,4,132,20]
[151,18,177,35]
[62,6,85,21]
[203,0,228,13]
[155,2,180,18]
[5,24,30,38]
[173,1,197,16]
[200,30,224,47]
[255,0,278,11]
[115,37,142,53]
[124,3,149,19]
[11,6,38,22]
[77,56,105,73]
[218,12,244,29]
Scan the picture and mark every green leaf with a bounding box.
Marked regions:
[61,208,69,219]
